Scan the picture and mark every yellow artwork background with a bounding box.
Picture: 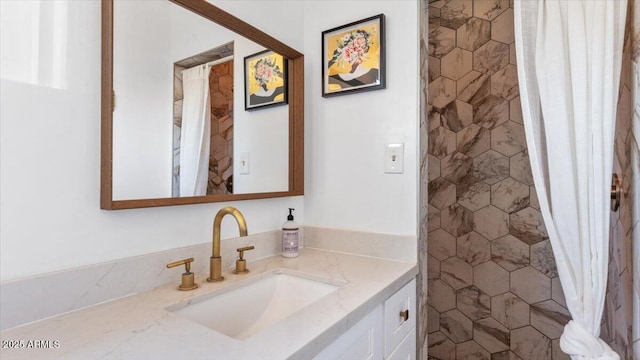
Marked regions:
[248,53,285,100]
[326,22,380,76]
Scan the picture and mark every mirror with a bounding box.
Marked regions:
[101,0,304,210]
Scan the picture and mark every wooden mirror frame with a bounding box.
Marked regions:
[101,0,304,210]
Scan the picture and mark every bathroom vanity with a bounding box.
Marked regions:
[0,248,417,360]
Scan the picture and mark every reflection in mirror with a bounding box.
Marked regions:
[112,0,289,201]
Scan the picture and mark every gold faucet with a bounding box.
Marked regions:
[208,206,248,282]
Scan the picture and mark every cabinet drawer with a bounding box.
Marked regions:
[383,278,416,358]
[313,304,383,360]
[387,328,416,360]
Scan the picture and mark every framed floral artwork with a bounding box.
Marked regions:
[244,50,288,110]
[322,14,385,97]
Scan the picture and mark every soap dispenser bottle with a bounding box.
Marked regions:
[282,208,299,258]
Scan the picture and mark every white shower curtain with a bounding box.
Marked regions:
[514,1,626,359]
[179,65,211,197]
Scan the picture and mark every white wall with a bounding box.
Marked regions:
[302,0,419,236]
[0,0,418,281]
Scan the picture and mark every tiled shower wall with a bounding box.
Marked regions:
[421,1,571,358]
[419,0,637,359]
[602,1,639,358]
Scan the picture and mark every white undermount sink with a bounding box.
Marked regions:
[166,271,341,340]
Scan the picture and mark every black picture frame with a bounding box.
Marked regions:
[321,14,386,98]
[244,50,288,110]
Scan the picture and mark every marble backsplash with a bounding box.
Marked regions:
[0,226,416,332]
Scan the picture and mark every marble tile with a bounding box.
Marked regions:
[551,277,567,308]
[428,331,456,359]
[492,351,523,360]
[429,76,457,109]
[429,229,457,261]
[457,176,491,211]
[429,104,443,131]
[511,326,552,360]
[474,261,509,296]
[473,0,509,21]
[442,100,474,132]
[429,204,442,230]
[441,203,475,237]
[530,300,571,340]
[441,0,473,29]
[491,177,530,214]
[429,177,456,210]
[457,285,491,321]
[491,121,527,157]
[491,65,519,100]
[473,41,510,75]
[442,256,474,290]
[442,48,473,80]
[429,279,457,313]
[473,95,510,129]
[473,205,509,240]
[457,18,491,52]
[510,267,551,304]
[457,340,491,360]
[440,309,474,343]
[428,254,441,281]
[428,305,441,334]
[530,240,558,278]
[457,231,491,266]
[429,126,457,158]
[491,234,529,271]
[429,154,442,180]
[474,317,510,353]
[442,152,474,183]
[509,207,549,245]
[457,71,491,105]
[491,292,530,329]
[430,26,457,58]
[509,96,522,123]
[457,124,491,158]
[551,339,571,360]
[473,150,510,185]
[510,150,534,186]
[490,8,514,44]
[509,43,517,65]
[429,56,441,82]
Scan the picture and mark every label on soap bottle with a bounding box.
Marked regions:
[282,229,299,253]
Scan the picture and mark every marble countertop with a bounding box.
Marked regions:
[0,248,417,360]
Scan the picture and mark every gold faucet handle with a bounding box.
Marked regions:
[233,246,254,274]
[166,258,198,291]
[236,246,255,260]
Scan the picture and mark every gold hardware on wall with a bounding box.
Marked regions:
[166,257,198,291]
[611,173,621,212]
[233,246,255,274]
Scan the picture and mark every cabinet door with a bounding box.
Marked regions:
[313,304,383,360]
[387,328,416,360]
[383,278,416,358]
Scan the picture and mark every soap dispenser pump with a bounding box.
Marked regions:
[282,208,299,258]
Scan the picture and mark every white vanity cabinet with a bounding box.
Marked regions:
[313,278,416,360]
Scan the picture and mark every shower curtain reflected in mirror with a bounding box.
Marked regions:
[179,65,211,197]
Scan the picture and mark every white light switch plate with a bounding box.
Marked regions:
[384,143,404,174]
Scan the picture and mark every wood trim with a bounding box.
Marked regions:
[101,0,114,210]
[101,0,304,210]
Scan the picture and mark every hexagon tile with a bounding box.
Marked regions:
[422,2,585,359]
